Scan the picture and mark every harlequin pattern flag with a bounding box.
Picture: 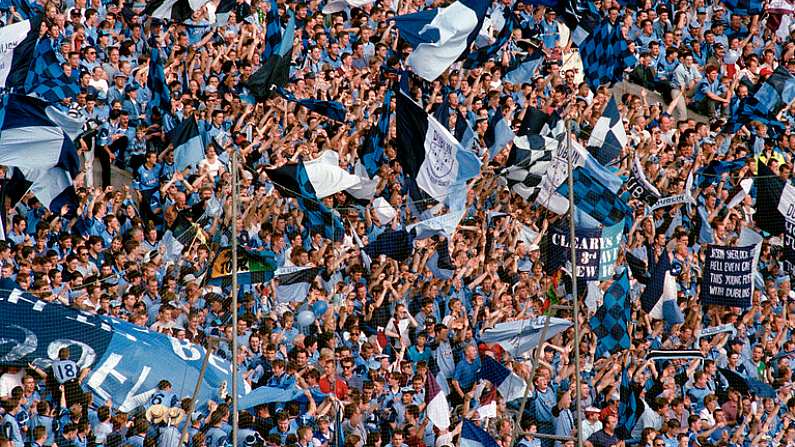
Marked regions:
[579,18,635,89]
[617,366,644,440]
[590,270,631,358]
[556,167,633,231]
[24,39,80,102]
[723,0,763,16]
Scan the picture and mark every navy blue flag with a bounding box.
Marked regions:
[265,163,346,241]
[0,289,240,411]
[0,15,42,91]
[427,238,454,279]
[722,0,763,16]
[359,89,393,178]
[701,245,755,308]
[246,12,295,101]
[517,108,550,136]
[364,229,413,262]
[274,86,347,122]
[556,167,633,231]
[24,39,80,102]
[542,222,602,279]
[169,117,205,172]
[755,160,786,235]
[579,18,635,89]
[147,47,171,116]
[463,8,516,69]
[590,269,631,357]
[732,66,795,134]
[625,250,650,285]
[432,90,451,130]
[617,365,644,440]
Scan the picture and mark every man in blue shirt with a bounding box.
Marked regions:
[132,151,161,223]
[451,344,480,407]
[693,65,729,119]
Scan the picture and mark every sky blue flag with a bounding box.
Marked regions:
[408,208,467,240]
[238,387,304,410]
[274,86,347,122]
[590,269,631,358]
[480,317,572,356]
[0,94,82,178]
[478,356,526,401]
[169,117,205,172]
[503,50,544,85]
[5,166,76,213]
[24,39,80,102]
[557,167,633,231]
[427,238,455,279]
[359,89,393,178]
[484,107,516,161]
[396,91,481,202]
[394,0,489,80]
[461,420,501,447]
[0,15,42,91]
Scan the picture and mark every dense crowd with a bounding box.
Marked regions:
[1,0,795,447]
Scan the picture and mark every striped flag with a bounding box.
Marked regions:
[274,87,347,122]
[484,106,516,161]
[425,368,450,429]
[169,117,205,172]
[639,251,683,325]
[478,355,526,402]
[144,0,211,21]
[262,0,283,60]
[460,420,500,447]
[274,266,321,302]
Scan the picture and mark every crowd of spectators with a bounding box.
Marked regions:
[0,0,795,447]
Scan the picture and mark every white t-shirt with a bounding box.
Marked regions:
[0,370,24,398]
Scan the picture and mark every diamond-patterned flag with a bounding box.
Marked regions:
[617,365,644,440]
[579,18,636,90]
[556,166,633,231]
[24,39,80,102]
[590,269,630,358]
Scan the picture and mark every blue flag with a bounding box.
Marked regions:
[0,15,42,91]
[556,167,633,231]
[732,66,795,134]
[275,86,347,122]
[359,89,393,178]
[262,0,283,60]
[461,420,500,447]
[484,106,516,161]
[579,18,635,89]
[503,50,544,85]
[590,270,631,358]
[617,365,644,440]
[147,47,171,116]
[722,0,763,16]
[24,39,80,102]
[463,8,516,69]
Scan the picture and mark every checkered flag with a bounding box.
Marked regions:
[503,134,557,200]
[579,18,636,89]
[24,39,81,102]
[585,97,627,166]
[590,269,631,358]
[557,166,633,230]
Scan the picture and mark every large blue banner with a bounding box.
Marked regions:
[0,289,238,411]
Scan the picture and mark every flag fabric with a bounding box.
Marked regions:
[478,355,526,402]
[363,229,413,262]
[24,39,80,103]
[556,167,633,230]
[322,0,374,13]
[5,167,76,213]
[0,94,81,178]
[425,369,451,429]
[502,50,544,85]
[265,154,349,241]
[0,16,42,91]
[274,86,347,122]
[718,368,776,398]
[427,238,455,279]
[639,251,684,325]
[726,178,754,210]
[733,66,795,134]
[617,366,644,440]
[395,91,481,201]
[207,247,278,287]
[147,47,171,116]
[625,251,650,285]
[590,270,631,358]
[359,89,393,178]
[586,97,626,166]
[169,117,205,172]
[262,0,283,60]
[722,0,763,16]
[393,0,489,81]
[407,208,467,240]
[484,107,516,161]
[480,317,572,356]
[579,18,635,89]
[246,12,295,100]
[755,160,786,235]
[463,8,516,69]
[517,107,560,137]
[144,0,210,21]
[460,420,500,447]
[695,157,748,187]
[274,266,321,302]
[503,134,556,200]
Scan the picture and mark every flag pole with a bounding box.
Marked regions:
[180,338,218,445]
[231,150,240,447]
[565,119,584,447]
